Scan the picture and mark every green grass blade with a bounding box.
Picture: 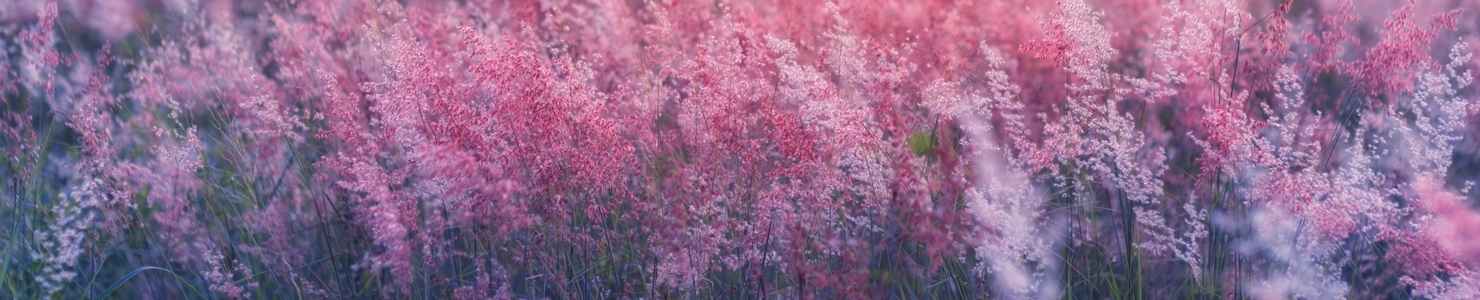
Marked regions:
[92,266,206,300]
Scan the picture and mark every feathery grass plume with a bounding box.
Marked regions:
[30,181,103,296]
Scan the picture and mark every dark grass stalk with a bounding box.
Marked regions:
[1117,191,1142,300]
[311,192,349,296]
[1201,173,1220,300]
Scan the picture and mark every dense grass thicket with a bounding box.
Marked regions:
[5,0,1480,298]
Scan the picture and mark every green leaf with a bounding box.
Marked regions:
[908,132,935,156]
